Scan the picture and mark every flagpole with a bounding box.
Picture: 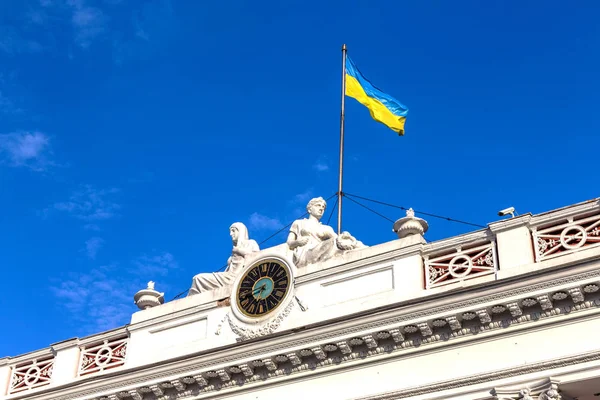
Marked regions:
[337,44,347,235]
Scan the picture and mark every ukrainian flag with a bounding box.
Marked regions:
[345,56,408,135]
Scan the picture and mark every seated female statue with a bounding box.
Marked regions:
[188,222,259,296]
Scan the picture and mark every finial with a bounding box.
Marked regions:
[134,281,164,310]
[392,207,428,239]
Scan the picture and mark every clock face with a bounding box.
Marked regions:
[236,259,291,317]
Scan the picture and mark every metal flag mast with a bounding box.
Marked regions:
[337,44,347,235]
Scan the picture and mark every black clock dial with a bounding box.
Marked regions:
[236,259,290,317]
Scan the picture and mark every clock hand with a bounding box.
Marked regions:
[252,284,267,295]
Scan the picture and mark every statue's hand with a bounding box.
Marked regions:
[296,236,310,247]
[317,230,333,240]
[232,246,246,256]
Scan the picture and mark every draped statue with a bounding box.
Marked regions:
[287,197,364,268]
[188,222,259,296]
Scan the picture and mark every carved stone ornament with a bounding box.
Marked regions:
[492,377,561,400]
[220,251,297,341]
[133,281,164,310]
[393,208,429,239]
[222,300,295,341]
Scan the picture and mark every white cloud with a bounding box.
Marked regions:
[0,91,23,114]
[313,161,329,172]
[0,26,45,55]
[248,212,284,232]
[84,237,104,259]
[131,251,178,276]
[112,0,176,65]
[50,251,179,334]
[53,185,120,221]
[71,5,107,48]
[312,155,331,172]
[0,131,52,171]
[50,265,135,333]
[34,0,108,49]
[84,223,101,231]
[292,189,313,205]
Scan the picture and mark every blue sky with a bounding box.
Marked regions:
[1,0,599,358]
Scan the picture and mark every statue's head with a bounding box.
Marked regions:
[229,222,249,243]
[306,197,326,219]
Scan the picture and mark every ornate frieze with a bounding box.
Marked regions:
[387,328,405,342]
[507,302,523,317]
[311,346,327,360]
[8,356,54,394]
[148,384,163,396]
[286,352,302,365]
[492,377,562,400]
[192,375,208,386]
[424,241,497,289]
[568,288,584,303]
[362,335,378,348]
[476,309,492,323]
[417,322,433,336]
[129,390,143,400]
[223,297,296,341]
[537,295,554,310]
[446,316,462,330]
[532,211,600,262]
[79,337,128,376]
[336,341,353,354]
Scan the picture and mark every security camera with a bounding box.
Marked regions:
[498,207,516,218]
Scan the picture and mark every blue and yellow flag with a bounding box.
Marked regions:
[345,57,408,135]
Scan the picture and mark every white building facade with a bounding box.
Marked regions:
[2,198,600,400]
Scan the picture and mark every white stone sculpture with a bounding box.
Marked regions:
[188,222,259,296]
[286,197,364,268]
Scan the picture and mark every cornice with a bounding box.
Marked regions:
[530,198,600,228]
[487,214,532,233]
[422,229,491,255]
[50,338,79,353]
[127,301,219,333]
[8,347,53,365]
[78,326,129,347]
[354,349,600,400]
[11,261,600,400]
[297,242,424,284]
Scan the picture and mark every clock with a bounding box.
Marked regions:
[235,258,291,318]
[228,253,297,337]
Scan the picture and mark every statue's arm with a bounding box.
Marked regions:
[233,240,260,256]
[318,225,337,240]
[287,231,309,249]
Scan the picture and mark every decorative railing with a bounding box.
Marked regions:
[79,337,128,376]
[8,357,54,394]
[532,212,600,262]
[424,241,498,289]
